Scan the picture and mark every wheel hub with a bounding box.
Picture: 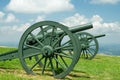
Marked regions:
[42,45,54,57]
[81,41,89,49]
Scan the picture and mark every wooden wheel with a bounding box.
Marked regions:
[18,21,81,79]
[77,32,99,59]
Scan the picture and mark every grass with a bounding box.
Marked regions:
[0,47,120,80]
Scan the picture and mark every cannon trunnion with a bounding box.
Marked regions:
[0,21,105,79]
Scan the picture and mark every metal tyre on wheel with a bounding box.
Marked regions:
[18,21,81,79]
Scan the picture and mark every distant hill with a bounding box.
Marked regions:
[99,44,120,56]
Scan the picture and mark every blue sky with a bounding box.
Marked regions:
[0,0,120,47]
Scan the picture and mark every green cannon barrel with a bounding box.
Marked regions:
[68,23,93,33]
[57,23,93,35]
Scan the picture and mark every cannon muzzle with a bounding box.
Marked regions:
[86,34,106,40]
[94,34,106,38]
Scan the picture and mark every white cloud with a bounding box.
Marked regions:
[0,23,31,45]
[5,13,17,23]
[12,23,30,32]
[90,15,120,34]
[0,12,18,23]
[90,0,120,4]
[91,15,103,22]
[0,15,46,37]
[35,16,45,22]
[0,11,5,22]
[0,11,5,18]
[62,13,120,34]
[6,0,74,14]
[62,13,89,27]
[0,23,30,35]
[0,26,20,44]
[92,20,120,34]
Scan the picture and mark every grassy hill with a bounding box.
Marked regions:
[0,47,120,80]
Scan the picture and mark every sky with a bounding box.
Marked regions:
[0,0,120,47]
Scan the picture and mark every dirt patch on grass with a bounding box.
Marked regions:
[0,68,56,80]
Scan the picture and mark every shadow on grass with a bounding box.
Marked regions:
[36,69,91,80]
[66,70,90,80]
[0,67,21,73]
[0,67,91,80]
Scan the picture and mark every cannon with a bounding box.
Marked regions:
[0,21,105,79]
[75,32,105,59]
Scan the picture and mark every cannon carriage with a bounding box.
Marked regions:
[0,21,105,79]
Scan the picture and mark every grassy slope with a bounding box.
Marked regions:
[0,47,120,80]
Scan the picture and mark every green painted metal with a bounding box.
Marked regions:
[0,50,18,61]
[94,34,106,39]
[68,23,93,33]
[76,32,99,59]
[18,21,81,79]
[0,48,41,61]
[0,20,105,79]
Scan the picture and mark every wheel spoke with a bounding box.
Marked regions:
[55,55,58,68]
[52,33,66,47]
[60,56,68,68]
[49,27,56,45]
[88,39,93,43]
[85,50,88,59]
[79,34,82,39]
[62,47,73,50]
[54,45,73,51]
[62,52,73,58]
[89,48,96,52]
[87,49,94,55]
[47,61,50,67]
[35,55,43,67]
[42,57,48,74]
[84,35,87,39]
[82,50,85,58]
[68,50,73,56]
[40,26,45,43]
[86,49,92,56]
[89,43,96,46]
[30,56,44,70]
[83,50,87,58]
[30,33,44,47]
[81,34,85,39]
[54,56,66,69]
[24,43,41,50]
[49,58,55,76]
[61,40,71,46]
[54,53,73,59]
